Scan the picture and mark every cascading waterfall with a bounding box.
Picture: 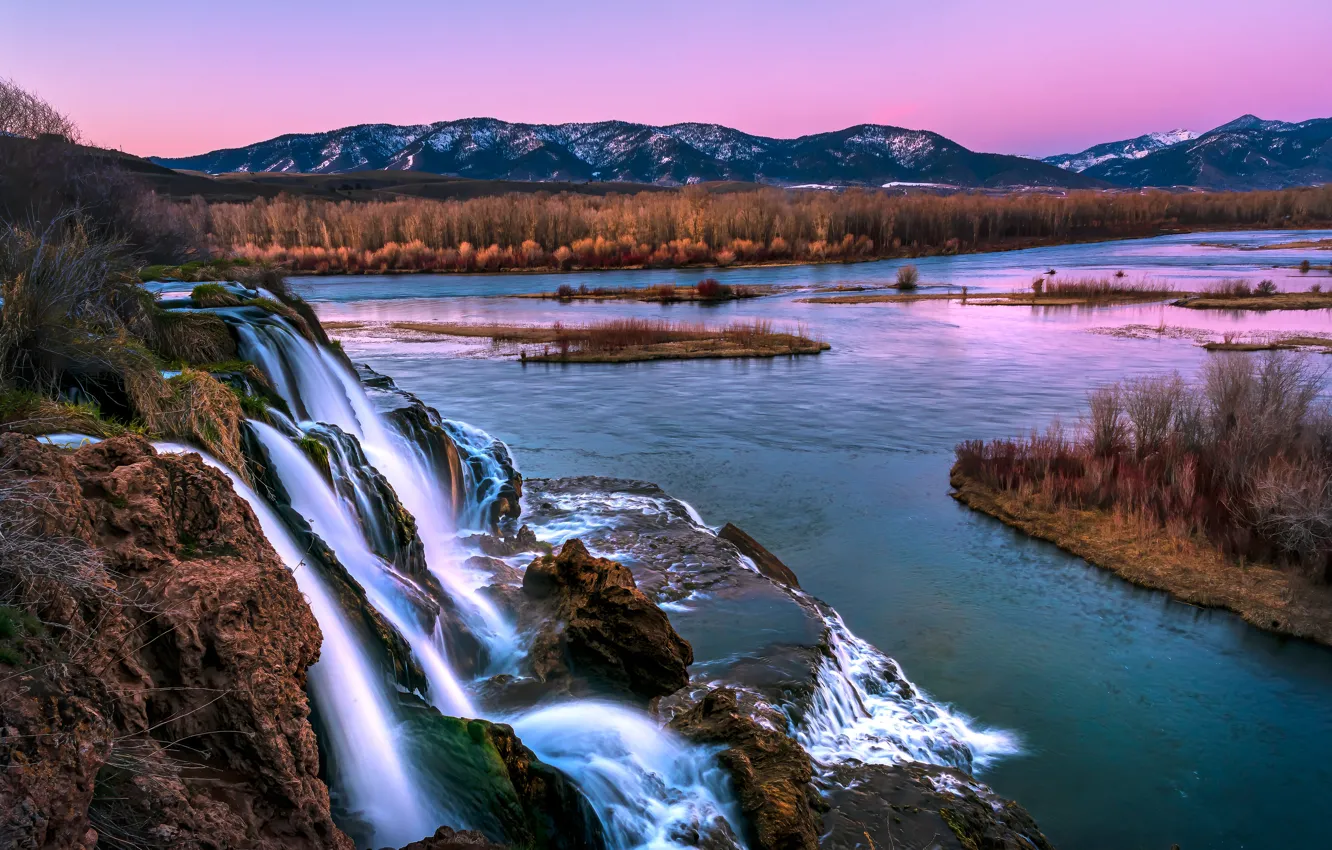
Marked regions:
[232,312,519,665]
[248,421,476,718]
[154,443,446,848]
[512,704,745,850]
[211,307,747,849]
[795,609,1019,771]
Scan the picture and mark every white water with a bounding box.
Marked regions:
[153,442,442,847]
[796,609,1020,772]
[249,422,476,717]
[512,703,746,850]
[236,316,520,667]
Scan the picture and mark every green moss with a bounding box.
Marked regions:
[190,283,242,308]
[939,807,981,850]
[243,296,292,316]
[139,259,243,283]
[0,605,43,666]
[297,435,331,478]
[231,388,269,419]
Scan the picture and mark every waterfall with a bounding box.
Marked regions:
[512,704,746,850]
[232,313,520,666]
[248,421,476,718]
[153,442,446,848]
[214,309,746,849]
[795,609,1020,772]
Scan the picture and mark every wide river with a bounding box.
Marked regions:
[296,231,1332,850]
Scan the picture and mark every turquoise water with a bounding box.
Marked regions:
[297,231,1332,850]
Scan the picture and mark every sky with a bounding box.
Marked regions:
[4,0,1331,159]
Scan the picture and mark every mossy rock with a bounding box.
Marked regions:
[402,704,605,850]
[0,605,44,666]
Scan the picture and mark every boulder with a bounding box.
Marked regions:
[521,539,692,700]
[396,825,504,849]
[719,523,801,588]
[668,688,821,850]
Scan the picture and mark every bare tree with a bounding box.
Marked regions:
[0,77,78,141]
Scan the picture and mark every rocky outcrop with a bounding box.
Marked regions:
[403,705,605,850]
[396,825,504,849]
[521,539,692,700]
[0,434,352,850]
[718,523,801,588]
[819,762,1054,850]
[668,688,821,850]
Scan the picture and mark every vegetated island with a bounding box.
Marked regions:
[1201,334,1332,352]
[801,270,1189,306]
[512,278,775,302]
[325,317,830,363]
[1201,237,1332,251]
[1173,278,1332,310]
[951,353,1332,645]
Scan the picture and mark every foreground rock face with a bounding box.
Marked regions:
[521,538,693,700]
[668,688,821,850]
[0,435,351,850]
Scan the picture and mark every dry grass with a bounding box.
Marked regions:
[1030,276,1177,302]
[337,317,829,362]
[152,369,248,475]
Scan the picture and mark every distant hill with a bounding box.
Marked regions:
[150,118,1101,190]
[1048,116,1332,190]
[1042,130,1198,173]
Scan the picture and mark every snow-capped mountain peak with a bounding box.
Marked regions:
[150,118,1099,189]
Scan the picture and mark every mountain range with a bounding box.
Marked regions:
[149,120,1101,189]
[152,115,1332,191]
[1043,116,1332,189]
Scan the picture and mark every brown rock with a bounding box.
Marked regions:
[521,538,692,700]
[0,434,352,850]
[718,524,800,588]
[668,688,821,850]
[819,762,1055,850]
[395,824,504,849]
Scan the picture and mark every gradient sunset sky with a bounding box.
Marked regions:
[5,0,1330,159]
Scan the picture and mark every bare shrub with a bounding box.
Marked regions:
[1123,374,1184,458]
[0,77,78,141]
[1088,386,1126,457]
[956,352,1332,578]
[896,265,920,290]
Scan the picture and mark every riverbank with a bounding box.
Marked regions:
[325,318,830,362]
[950,470,1332,646]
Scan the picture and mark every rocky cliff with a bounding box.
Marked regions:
[0,434,352,850]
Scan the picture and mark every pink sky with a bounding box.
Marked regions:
[5,0,1330,159]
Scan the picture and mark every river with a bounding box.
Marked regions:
[296,230,1332,850]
